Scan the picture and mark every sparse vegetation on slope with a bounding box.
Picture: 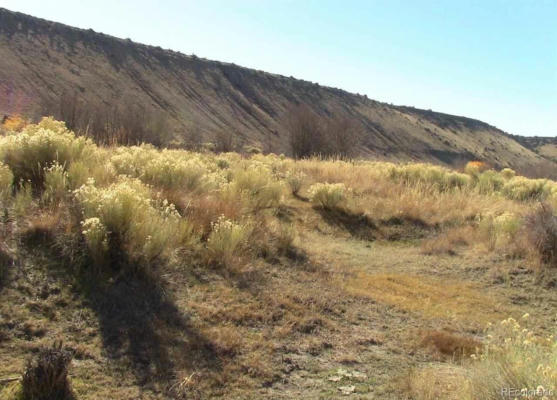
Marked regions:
[0,118,556,399]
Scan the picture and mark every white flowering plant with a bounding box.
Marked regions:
[467,315,557,399]
[206,215,252,268]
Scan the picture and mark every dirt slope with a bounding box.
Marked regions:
[0,7,553,172]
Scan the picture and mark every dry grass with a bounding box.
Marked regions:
[343,272,510,325]
[407,364,471,400]
[421,226,474,255]
[420,330,481,358]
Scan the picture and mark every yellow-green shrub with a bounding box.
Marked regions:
[74,177,193,269]
[110,147,220,193]
[81,217,109,267]
[502,177,549,201]
[0,118,95,187]
[475,170,505,195]
[206,215,252,267]
[13,182,33,217]
[229,165,283,211]
[142,153,207,192]
[273,222,296,255]
[285,170,305,195]
[308,182,346,209]
[478,212,521,251]
[500,168,516,180]
[0,162,13,202]
[42,163,68,206]
[388,163,470,191]
[467,316,557,400]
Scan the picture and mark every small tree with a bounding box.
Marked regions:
[214,130,236,153]
[324,115,361,159]
[286,104,361,159]
[286,104,325,159]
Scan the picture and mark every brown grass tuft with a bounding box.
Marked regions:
[420,226,473,255]
[420,329,481,358]
[522,202,557,269]
[21,342,74,400]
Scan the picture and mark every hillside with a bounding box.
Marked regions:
[510,135,557,163]
[0,7,553,174]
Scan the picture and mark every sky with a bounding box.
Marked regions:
[1,0,556,136]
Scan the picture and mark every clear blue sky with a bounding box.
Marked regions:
[1,0,556,136]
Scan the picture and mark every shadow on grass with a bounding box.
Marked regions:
[80,272,219,386]
[315,206,435,241]
[0,244,13,293]
[314,206,378,241]
[24,231,221,394]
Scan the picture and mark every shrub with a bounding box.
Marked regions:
[286,104,324,159]
[110,147,217,193]
[229,166,283,211]
[502,177,549,201]
[243,144,262,155]
[216,158,230,170]
[0,162,13,202]
[75,178,193,270]
[500,168,516,179]
[522,203,557,268]
[308,182,346,209]
[13,182,33,218]
[214,131,236,153]
[207,215,252,267]
[81,217,109,267]
[477,212,521,251]
[142,152,207,192]
[285,170,305,195]
[464,161,489,175]
[0,117,95,187]
[388,163,470,192]
[42,163,68,206]
[466,316,556,400]
[286,104,360,159]
[44,92,172,146]
[1,114,28,131]
[21,342,74,400]
[274,222,296,255]
[66,161,90,190]
[476,170,505,195]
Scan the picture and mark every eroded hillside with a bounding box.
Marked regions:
[0,7,553,174]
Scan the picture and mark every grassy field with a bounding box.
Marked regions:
[0,117,556,399]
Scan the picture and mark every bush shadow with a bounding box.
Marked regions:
[80,271,220,387]
[27,232,222,393]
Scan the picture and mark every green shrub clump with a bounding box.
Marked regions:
[207,215,252,267]
[308,182,346,209]
[0,117,95,187]
[75,177,193,270]
[502,177,550,201]
[388,163,470,191]
[228,164,283,211]
[0,162,13,202]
